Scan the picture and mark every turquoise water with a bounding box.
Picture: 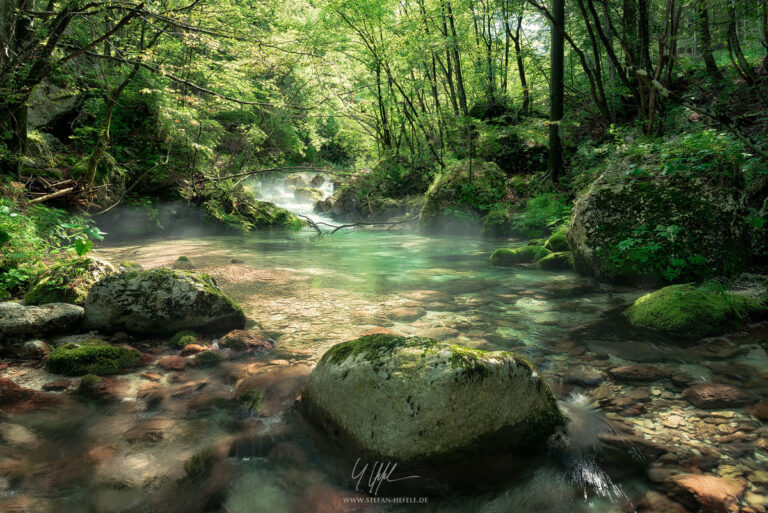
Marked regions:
[2,226,765,512]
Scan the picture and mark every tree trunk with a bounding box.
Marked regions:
[698,2,720,78]
[549,0,565,181]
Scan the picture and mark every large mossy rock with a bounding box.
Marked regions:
[490,245,550,266]
[83,269,246,336]
[24,257,116,306]
[45,339,141,376]
[626,284,766,338]
[0,302,83,344]
[420,160,506,231]
[568,170,750,284]
[301,334,564,464]
[197,184,303,231]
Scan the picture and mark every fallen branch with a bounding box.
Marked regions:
[302,215,420,235]
[26,187,75,205]
[195,166,361,184]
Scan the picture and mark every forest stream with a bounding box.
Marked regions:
[2,176,765,513]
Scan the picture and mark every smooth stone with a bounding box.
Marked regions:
[668,474,746,513]
[0,302,83,343]
[682,383,756,409]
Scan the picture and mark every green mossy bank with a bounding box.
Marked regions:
[626,284,766,338]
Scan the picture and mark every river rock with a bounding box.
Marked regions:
[217,330,274,353]
[682,383,755,409]
[0,378,60,414]
[608,364,670,383]
[0,302,83,344]
[24,257,116,306]
[83,269,246,336]
[300,334,565,464]
[668,474,746,513]
[626,490,688,513]
[387,306,426,322]
[568,167,750,284]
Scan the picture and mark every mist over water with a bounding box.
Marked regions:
[248,172,336,223]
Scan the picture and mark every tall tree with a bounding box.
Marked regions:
[549,0,564,180]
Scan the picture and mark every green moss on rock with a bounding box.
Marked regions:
[626,284,767,337]
[196,184,303,232]
[171,330,199,348]
[490,246,550,267]
[304,334,565,464]
[544,226,569,252]
[24,257,116,306]
[527,239,546,246]
[195,350,225,367]
[46,340,141,376]
[537,251,573,271]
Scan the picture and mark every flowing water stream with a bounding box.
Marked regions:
[1,173,766,513]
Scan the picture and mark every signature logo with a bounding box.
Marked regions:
[351,458,421,496]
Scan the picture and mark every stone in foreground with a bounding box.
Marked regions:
[301,334,565,464]
[0,302,83,344]
[83,269,245,336]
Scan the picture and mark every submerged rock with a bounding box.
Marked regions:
[218,330,273,353]
[0,378,60,413]
[83,269,246,336]
[0,302,83,344]
[490,246,550,266]
[301,334,565,464]
[24,257,116,306]
[626,284,765,337]
[681,383,756,409]
[668,474,746,513]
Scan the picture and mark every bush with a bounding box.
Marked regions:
[509,193,571,238]
[0,200,103,299]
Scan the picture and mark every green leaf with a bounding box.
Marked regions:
[74,238,93,256]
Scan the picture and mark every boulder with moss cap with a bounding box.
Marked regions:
[301,334,565,464]
[626,284,766,337]
[24,257,116,306]
[83,269,246,336]
[490,245,550,267]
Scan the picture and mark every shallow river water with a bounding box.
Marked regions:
[1,188,767,512]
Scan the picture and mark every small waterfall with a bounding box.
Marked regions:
[247,172,335,223]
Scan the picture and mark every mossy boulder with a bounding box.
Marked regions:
[294,187,324,203]
[490,245,550,267]
[420,160,506,232]
[568,167,750,284]
[83,269,246,336]
[301,334,564,464]
[45,340,141,376]
[197,184,303,232]
[527,239,546,247]
[538,252,573,271]
[626,284,766,338]
[172,256,193,270]
[544,226,569,252]
[24,257,116,306]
